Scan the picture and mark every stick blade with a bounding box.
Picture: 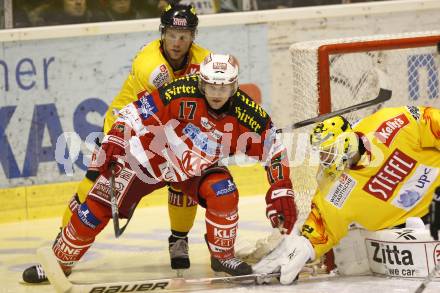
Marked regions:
[37,247,73,293]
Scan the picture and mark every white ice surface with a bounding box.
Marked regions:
[1,196,439,293]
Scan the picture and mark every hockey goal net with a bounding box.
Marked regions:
[288,31,440,227]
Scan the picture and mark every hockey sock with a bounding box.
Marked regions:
[205,211,238,259]
[52,223,94,272]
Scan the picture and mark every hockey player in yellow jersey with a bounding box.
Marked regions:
[253,106,440,285]
[22,4,210,284]
[103,4,210,133]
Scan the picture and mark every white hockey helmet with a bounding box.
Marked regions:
[198,54,239,108]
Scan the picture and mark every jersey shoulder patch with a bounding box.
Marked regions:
[158,75,203,105]
[231,89,269,134]
[149,64,171,89]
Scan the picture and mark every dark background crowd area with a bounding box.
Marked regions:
[6,0,385,29]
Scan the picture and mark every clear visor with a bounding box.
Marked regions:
[163,28,194,43]
[205,83,234,99]
[200,79,237,99]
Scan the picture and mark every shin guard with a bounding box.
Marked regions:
[52,223,94,272]
[53,199,110,271]
[199,172,239,259]
[205,211,238,259]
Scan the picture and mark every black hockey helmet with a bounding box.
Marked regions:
[160,4,198,33]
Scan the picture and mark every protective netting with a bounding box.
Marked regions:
[288,31,440,227]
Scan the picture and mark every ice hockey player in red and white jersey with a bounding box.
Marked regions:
[37,53,297,279]
[253,106,440,284]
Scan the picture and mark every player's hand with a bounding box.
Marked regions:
[253,234,315,285]
[97,130,126,178]
[265,188,296,234]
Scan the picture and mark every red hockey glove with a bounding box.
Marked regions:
[98,129,127,178]
[265,188,296,234]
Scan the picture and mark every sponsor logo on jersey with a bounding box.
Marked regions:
[150,64,170,88]
[406,106,421,121]
[374,113,409,147]
[135,94,158,120]
[201,117,214,130]
[326,173,356,208]
[237,91,267,118]
[234,91,268,134]
[212,179,236,196]
[395,189,421,209]
[77,203,100,229]
[164,84,198,102]
[391,165,439,210]
[363,149,416,201]
[183,123,220,156]
[173,17,187,26]
[158,76,203,104]
[200,117,223,140]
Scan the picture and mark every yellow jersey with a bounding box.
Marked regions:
[103,39,211,133]
[302,106,440,258]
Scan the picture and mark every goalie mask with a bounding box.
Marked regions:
[199,54,239,110]
[310,116,359,177]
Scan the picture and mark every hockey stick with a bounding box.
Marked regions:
[109,164,132,238]
[414,262,440,293]
[287,88,392,130]
[37,247,281,293]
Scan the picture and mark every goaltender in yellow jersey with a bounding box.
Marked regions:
[253,106,440,285]
[303,106,440,259]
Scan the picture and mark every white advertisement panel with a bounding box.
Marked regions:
[366,239,440,279]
